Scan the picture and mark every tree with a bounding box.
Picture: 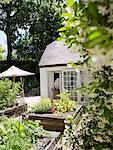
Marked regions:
[15,0,65,60]
[0,0,35,64]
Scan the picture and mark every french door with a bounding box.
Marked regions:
[61,69,90,103]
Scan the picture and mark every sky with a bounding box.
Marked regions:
[0,31,7,51]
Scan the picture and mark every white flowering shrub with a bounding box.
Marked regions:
[59,1,113,148]
[58,0,113,65]
[62,66,113,150]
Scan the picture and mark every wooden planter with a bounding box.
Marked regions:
[23,105,83,132]
[0,104,27,117]
[23,113,65,132]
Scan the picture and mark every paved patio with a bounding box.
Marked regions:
[24,96,41,107]
[17,96,41,111]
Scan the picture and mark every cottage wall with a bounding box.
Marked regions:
[40,66,67,98]
[40,66,91,104]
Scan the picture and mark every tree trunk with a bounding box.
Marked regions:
[6,5,12,67]
[6,30,12,66]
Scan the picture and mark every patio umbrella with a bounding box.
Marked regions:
[0,65,35,98]
[0,65,34,78]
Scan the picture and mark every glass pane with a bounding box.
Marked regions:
[63,70,77,100]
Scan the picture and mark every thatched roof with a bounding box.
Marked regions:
[39,41,81,67]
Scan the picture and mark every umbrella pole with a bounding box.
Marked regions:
[20,77,25,104]
[13,76,15,82]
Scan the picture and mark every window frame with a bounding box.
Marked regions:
[61,68,91,104]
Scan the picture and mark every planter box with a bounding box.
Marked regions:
[23,113,65,132]
[23,105,83,132]
[35,131,61,150]
[0,104,27,117]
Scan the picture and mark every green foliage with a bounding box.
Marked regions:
[15,0,66,60]
[58,0,113,64]
[53,92,76,113]
[0,116,48,150]
[32,92,76,114]
[0,78,20,110]
[0,0,36,61]
[58,0,113,149]
[32,98,52,114]
[62,66,113,150]
[0,45,5,60]
[2,0,12,4]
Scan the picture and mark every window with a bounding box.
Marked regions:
[62,69,91,103]
[62,70,78,100]
[79,70,92,103]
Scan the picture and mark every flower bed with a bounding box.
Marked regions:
[31,92,76,114]
[23,105,82,132]
[23,113,65,132]
[23,92,83,132]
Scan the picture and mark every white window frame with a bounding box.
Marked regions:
[61,69,91,104]
[61,69,79,100]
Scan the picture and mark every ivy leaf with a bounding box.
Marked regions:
[103,107,111,121]
[57,37,63,41]
[62,12,72,18]
[67,0,74,7]
[58,27,67,32]
[88,31,101,40]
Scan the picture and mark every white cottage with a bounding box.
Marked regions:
[39,41,90,104]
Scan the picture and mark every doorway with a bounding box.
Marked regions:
[48,71,61,99]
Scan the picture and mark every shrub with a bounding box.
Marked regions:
[0,78,21,110]
[31,93,76,114]
[0,116,48,150]
[32,98,52,114]
[53,92,76,113]
[62,66,113,150]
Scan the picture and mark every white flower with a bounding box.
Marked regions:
[91,56,98,63]
[62,21,67,26]
[110,3,113,12]
[105,136,111,143]
[97,121,105,128]
[70,23,75,27]
[91,147,95,150]
[66,7,74,15]
[98,5,109,16]
[78,138,83,145]
[107,130,112,135]
[94,135,104,143]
